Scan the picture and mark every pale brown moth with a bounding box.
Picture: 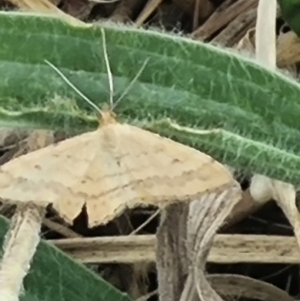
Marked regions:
[0,29,237,228]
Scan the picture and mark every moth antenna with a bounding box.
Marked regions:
[45,60,102,115]
[101,28,114,109]
[112,58,149,111]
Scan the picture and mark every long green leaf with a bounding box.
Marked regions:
[1,11,300,184]
[0,215,133,301]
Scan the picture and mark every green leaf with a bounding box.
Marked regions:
[1,11,300,184]
[0,215,133,301]
[277,0,300,37]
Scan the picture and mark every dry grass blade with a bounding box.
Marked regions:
[191,0,258,40]
[135,0,164,26]
[49,234,300,264]
[43,218,82,238]
[255,0,277,66]
[0,203,44,301]
[211,7,256,47]
[7,0,87,26]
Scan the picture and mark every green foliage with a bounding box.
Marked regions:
[1,12,300,182]
[1,9,300,301]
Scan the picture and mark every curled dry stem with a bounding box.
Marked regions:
[0,203,45,301]
[208,273,295,301]
[156,203,189,301]
[180,185,240,301]
[156,184,241,301]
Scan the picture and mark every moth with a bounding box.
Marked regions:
[0,29,238,228]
